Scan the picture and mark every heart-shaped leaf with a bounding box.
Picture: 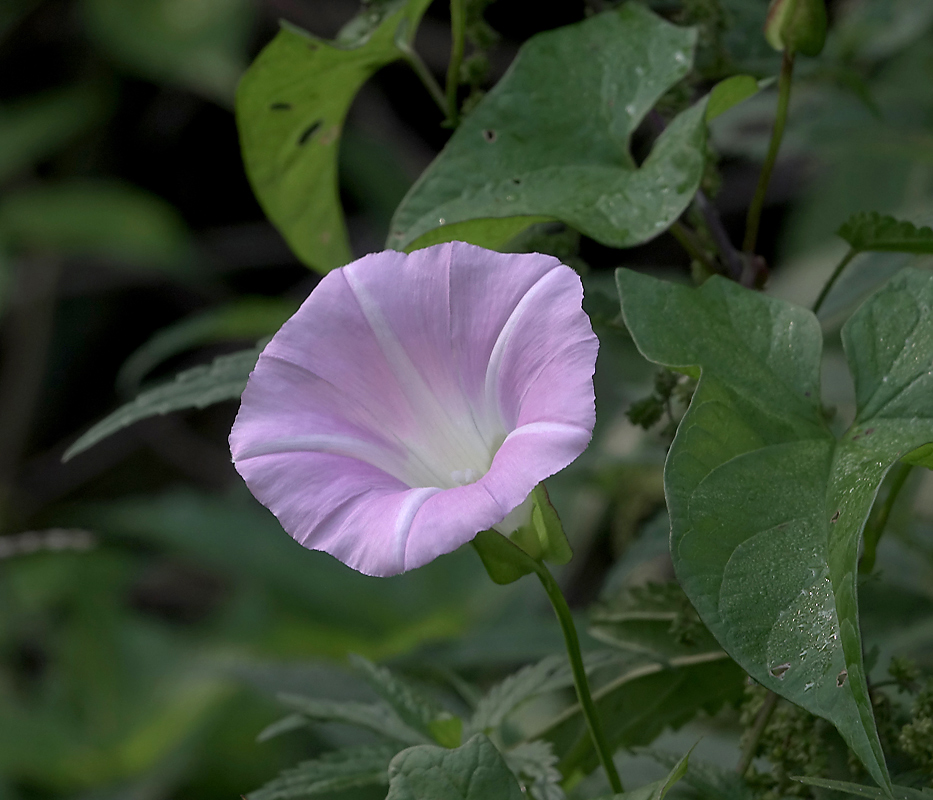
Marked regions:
[617,267,933,792]
[236,0,432,272]
[387,5,706,252]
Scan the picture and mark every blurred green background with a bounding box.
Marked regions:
[1,1,932,798]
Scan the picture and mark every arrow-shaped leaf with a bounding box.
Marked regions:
[236,0,432,271]
[617,267,933,792]
[387,5,706,252]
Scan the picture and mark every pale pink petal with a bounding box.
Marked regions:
[230,242,598,577]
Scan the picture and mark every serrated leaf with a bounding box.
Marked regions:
[838,212,933,255]
[503,741,565,800]
[276,694,429,746]
[82,0,254,105]
[590,582,723,662]
[116,297,297,395]
[349,654,461,747]
[386,734,524,800]
[63,346,260,460]
[616,268,933,792]
[387,5,706,252]
[0,180,193,271]
[236,0,432,271]
[0,84,109,182]
[466,656,572,737]
[794,777,932,799]
[256,712,308,743]
[538,650,743,778]
[247,744,397,800]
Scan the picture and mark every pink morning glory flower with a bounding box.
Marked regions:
[229,241,598,577]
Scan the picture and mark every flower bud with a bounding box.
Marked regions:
[764,0,827,57]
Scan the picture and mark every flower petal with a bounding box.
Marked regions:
[230,242,598,576]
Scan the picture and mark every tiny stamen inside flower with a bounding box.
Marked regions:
[450,468,478,486]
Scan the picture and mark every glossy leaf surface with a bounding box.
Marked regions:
[387,5,706,251]
[236,0,431,271]
[617,267,933,791]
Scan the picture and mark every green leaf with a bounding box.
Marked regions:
[539,646,743,778]
[502,741,564,800]
[236,0,432,272]
[466,655,573,737]
[63,346,260,460]
[82,0,254,105]
[643,751,755,800]
[0,84,109,183]
[838,212,933,255]
[275,694,429,746]
[349,654,462,748]
[247,744,397,800]
[116,297,297,395]
[902,442,933,469]
[794,777,932,799]
[590,582,723,662]
[705,75,762,122]
[0,180,193,271]
[385,734,525,800]
[616,268,933,792]
[255,713,308,743]
[597,748,690,800]
[403,217,552,253]
[387,5,706,252]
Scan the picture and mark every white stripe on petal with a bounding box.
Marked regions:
[396,487,444,570]
[484,268,564,426]
[503,421,592,442]
[235,434,404,478]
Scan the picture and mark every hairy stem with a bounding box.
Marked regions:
[445,0,466,126]
[860,461,913,574]
[693,191,744,282]
[737,690,779,777]
[812,247,857,315]
[744,50,795,254]
[400,43,449,118]
[533,561,623,793]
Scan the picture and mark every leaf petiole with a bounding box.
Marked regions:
[812,247,857,315]
[744,50,795,255]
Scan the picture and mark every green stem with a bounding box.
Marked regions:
[743,50,795,254]
[736,690,779,777]
[670,221,717,276]
[445,0,466,126]
[860,461,913,574]
[532,561,623,793]
[812,247,857,315]
[399,43,449,118]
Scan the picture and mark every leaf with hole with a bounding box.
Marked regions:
[387,5,707,252]
[236,0,432,271]
[617,267,933,792]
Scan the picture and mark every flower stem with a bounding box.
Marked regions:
[812,247,857,315]
[399,42,449,118]
[743,50,795,255]
[531,560,624,793]
[445,0,466,126]
[736,689,779,776]
[859,461,913,574]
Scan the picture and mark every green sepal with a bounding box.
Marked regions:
[764,0,827,57]
[530,484,573,565]
[472,529,534,585]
